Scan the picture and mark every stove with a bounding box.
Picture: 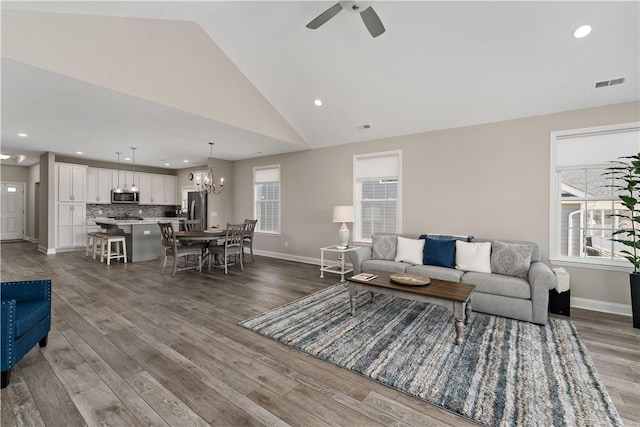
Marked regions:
[108,216,144,221]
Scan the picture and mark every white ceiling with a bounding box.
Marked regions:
[2,1,639,168]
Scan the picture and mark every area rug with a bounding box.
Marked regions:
[240,283,623,427]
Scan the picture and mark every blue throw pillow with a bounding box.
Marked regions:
[422,237,456,268]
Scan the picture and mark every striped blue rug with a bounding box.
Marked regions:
[240,283,623,427]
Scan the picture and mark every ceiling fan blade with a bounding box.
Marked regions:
[306,3,343,29]
[360,6,385,37]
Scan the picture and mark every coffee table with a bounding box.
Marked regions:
[346,270,475,345]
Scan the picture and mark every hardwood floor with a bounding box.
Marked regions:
[1,241,638,426]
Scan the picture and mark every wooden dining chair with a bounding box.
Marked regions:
[243,219,258,262]
[210,223,245,274]
[183,219,209,263]
[158,222,202,276]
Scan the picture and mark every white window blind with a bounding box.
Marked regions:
[354,151,402,242]
[556,126,639,168]
[254,165,280,234]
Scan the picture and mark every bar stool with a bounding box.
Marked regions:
[86,232,99,257]
[100,235,128,265]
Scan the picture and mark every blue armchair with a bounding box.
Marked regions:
[1,279,51,388]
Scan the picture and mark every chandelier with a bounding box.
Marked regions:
[203,142,224,194]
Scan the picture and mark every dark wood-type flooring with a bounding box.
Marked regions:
[1,241,639,426]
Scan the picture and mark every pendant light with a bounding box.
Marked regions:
[113,152,123,193]
[130,147,138,192]
[203,142,224,194]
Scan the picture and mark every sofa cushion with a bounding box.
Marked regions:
[406,265,465,282]
[490,240,532,279]
[422,237,456,268]
[362,259,408,274]
[462,271,531,299]
[455,241,491,273]
[372,234,397,260]
[394,237,425,265]
[15,300,50,339]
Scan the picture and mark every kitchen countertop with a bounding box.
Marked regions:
[87,217,182,226]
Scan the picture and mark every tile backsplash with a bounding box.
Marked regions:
[86,204,181,218]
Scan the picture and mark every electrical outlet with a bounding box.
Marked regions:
[210,211,218,217]
[284,241,288,248]
[98,210,103,215]
[139,209,142,214]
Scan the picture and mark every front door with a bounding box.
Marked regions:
[1,182,25,240]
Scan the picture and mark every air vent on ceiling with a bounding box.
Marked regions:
[358,124,371,130]
[594,77,626,89]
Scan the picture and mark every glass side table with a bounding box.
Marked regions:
[320,245,360,282]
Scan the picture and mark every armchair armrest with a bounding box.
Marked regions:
[1,280,51,304]
[349,247,372,275]
[1,300,17,371]
[528,262,557,324]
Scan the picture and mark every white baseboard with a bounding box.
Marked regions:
[38,245,56,255]
[571,297,632,317]
[26,236,39,244]
[254,249,321,266]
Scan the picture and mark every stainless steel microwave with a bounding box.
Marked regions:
[111,190,139,204]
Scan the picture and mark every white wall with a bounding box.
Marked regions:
[232,101,640,308]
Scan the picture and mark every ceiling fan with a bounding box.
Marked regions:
[306,1,386,38]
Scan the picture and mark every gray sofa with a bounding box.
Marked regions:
[349,234,557,325]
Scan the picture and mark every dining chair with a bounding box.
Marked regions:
[243,219,258,262]
[158,222,202,276]
[210,223,245,274]
[183,219,209,263]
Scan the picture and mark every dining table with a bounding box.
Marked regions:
[173,229,226,270]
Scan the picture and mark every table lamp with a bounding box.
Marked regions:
[333,206,354,249]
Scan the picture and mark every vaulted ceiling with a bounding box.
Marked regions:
[2,1,638,168]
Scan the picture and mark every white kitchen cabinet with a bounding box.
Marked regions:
[137,173,153,204]
[112,170,134,191]
[57,203,86,248]
[164,175,177,205]
[87,168,112,204]
[57,163,87,202]
[137,173,177,205]
[151,174,165,204]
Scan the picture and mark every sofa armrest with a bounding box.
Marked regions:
[1,280,51,304]
[349,247,372,275]
[528,262,557,324]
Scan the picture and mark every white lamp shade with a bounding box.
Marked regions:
[333,206,354,223]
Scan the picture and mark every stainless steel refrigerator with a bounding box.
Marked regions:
[187,191,207,227]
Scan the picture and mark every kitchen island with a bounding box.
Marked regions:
[93,219,164,263]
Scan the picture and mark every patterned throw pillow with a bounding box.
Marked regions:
[372,234,398,260]
[490,241,533,279]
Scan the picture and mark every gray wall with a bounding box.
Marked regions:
[232,101,640,307]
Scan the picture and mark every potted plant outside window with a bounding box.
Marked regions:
[605,153,640,328]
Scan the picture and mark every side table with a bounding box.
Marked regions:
[320,245,360,282]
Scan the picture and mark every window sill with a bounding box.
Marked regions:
[256,231,280,237]
[549,257,633,273]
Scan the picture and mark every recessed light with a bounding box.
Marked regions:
[124,157,131,161]
[574,25,591,38]
[183,160,189,163]
[164,163,170,166]
[0,154,11,160]
[17,133,28,137]
[76,151,83,155]
[314,99,323,107]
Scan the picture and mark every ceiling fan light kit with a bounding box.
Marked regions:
[306,1,385,38]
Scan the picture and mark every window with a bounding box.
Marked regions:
[254,165,280,234]
[353,151,402,242]
[550,123,640,269]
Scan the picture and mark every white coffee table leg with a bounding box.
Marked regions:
[465,302,472,326]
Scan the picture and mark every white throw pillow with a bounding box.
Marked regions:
[455,241,492,273]
[394,236,425,265]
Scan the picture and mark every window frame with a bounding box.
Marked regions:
[253,164,281,236]
[549,122,640,272]
[353,150,403,244]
